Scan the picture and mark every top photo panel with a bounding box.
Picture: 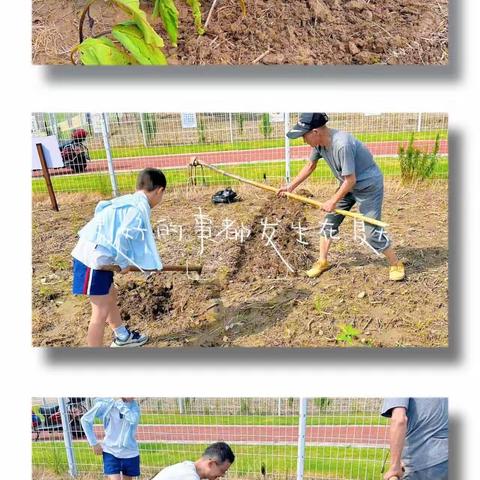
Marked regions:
[32,0,448,66]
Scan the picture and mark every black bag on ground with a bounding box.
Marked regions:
[212,188,238,204]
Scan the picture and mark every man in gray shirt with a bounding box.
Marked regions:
[381,398,448,479]
[280,113,405,281]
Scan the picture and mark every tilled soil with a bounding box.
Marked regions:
[32,181,448,348]
[32,0,448,65]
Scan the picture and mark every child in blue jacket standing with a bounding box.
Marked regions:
[81,398,141,479]
[71,168,166,347]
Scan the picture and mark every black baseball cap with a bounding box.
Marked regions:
[286,113,329,139]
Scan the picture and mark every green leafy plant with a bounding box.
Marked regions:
[72,0,247,65]
[153,0,246,43]
[399,133,441,184]
[141,113,158,144]
[72,0,166,65]
[240,398,252,415]
[336,324,361,345]
[313,398,332,410]
[153,0,181,46]
[260,113,273,139]
[236,113,246,134]
[184,397,194,412]
[197,118,206,144]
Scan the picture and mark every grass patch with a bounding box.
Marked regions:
[33,442,387,480]
[38,284,63,301]
[47,255,70,271]
[32,157,449,194]
[313,296,330,314]
[87,130,448,160]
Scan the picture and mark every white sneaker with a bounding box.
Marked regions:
[110,328,149,348]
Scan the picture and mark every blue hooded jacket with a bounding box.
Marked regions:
[78,191,162,270]
[80,398,140,452]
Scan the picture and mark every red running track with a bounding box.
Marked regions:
[32,140,448,178]
[34,424,388,446]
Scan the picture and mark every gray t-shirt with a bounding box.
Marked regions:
[310,129,382,188]
[151,461,200,480]
[381,398,448,473]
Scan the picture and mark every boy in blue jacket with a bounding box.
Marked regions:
[81,398,141,479]
[71,168,165,347]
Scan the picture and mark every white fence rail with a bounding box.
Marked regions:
[32,397,391,480]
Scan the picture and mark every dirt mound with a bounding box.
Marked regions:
[117,275,222,340]
[233,195,315,279]
[119,278,173,321]
[115,196,315,346]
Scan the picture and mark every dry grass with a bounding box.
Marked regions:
[32,6,69,63]
[33,473,100,480]
[385,0,448,64]
[31,0,124,64]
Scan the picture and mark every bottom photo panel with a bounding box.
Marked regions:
[31,397,448,480]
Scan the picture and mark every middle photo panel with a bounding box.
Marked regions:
[31,112,449,348]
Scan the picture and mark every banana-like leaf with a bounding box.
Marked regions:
[153,0,179,47]
[112,21,168,64]
[110,0,164,48]
[120,0,140,8]
[185,0,205,35]
[74,37,135,65]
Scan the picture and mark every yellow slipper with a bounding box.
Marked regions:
[389,262,406,281]
[306,260,331,278]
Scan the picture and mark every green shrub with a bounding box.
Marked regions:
[313,398,332,410]
[198,118,207,144]
[240,398,251,415]
[260,114,273,139]
[336,324,361,345]
[399,133,441,183]
[142,113,158,145]
[236,113,246,134]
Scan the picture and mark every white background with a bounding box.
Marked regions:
[1,0,478,478]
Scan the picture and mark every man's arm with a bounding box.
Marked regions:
[322,173,356,212]
[277,161,317,196]
[384,407,408,479]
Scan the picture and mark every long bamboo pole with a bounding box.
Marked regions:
[100,264,203,273]
[194,159,389,228]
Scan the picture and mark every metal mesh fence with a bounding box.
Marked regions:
[32,397,391,480]
[32,113,448,197]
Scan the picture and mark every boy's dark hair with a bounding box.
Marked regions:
[136,168,167,191]
[202,442,235,464]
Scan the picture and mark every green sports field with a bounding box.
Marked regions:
[32,442,387,479]
[32,157,448,195]
[85,130,447,160]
